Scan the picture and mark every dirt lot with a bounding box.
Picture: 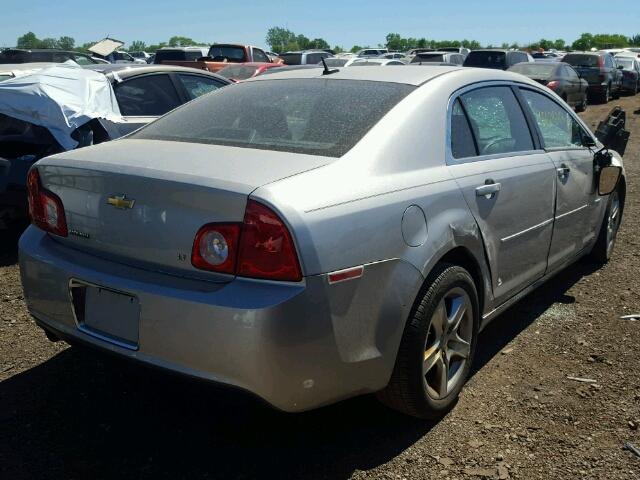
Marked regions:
[1,95,639,480]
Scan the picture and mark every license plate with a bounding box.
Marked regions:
[72,282,140,348]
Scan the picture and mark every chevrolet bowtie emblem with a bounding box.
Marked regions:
[107,194,135,210]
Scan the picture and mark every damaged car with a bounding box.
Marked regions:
[0,64,230,229]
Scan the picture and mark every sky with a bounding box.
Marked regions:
[2,0,639,50]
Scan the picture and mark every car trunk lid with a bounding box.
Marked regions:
[36,139,331,280]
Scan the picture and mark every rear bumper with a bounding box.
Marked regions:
[19,226,422,412]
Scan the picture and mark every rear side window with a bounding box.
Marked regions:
[563,54,598,67]
[520,89,590,149]
[115,74,182,116]
[450,100,477,158]
[154,50,187,63]
[280,53,302,65]
[131,79,415,158]
[458,86,534,156]
[177,74,224,99]
[306,53,322,64]
[253,49,269,63]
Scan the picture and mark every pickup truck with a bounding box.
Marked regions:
[161,44,282,73]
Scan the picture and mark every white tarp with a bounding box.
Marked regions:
[0,64,121,150]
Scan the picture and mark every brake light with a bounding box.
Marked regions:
[546,80,560,90]
[191,200,302,282]
[26,169,68,237]
[237,200,302,281]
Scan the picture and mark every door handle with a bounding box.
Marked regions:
[475,181,501,199]
[557,164,571,178]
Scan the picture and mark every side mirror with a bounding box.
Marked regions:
[598,165,622,196]
[617,65,624,70]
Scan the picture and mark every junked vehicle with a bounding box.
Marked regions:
[153,46,209,64]
[508,62,588,111]
[216,62,283,81]
[0,64,229,230]
[350,58,406,66]
[356,48,388,57]
[19,66,626,418]
[463,49,533,70]
[0,48,101,65]
[160,44,278,72]
[323,57,362,68]
[279,49,333,65]
[0,63,58,82]
[561,51,623,103]
[614,56,640,94]
[438,47,471,58]
[410,52,465,66]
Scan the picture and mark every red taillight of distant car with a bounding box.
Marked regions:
[191,199,302,282]
[546,80,560,90]
[27,169,68,237]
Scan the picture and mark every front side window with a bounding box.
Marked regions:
[131,79,415,158]
[520,89,590,149]
[177,74,224,99]
[253,49,269,63]
[459,86,534,155]
[114,74,182,116]
[73,54,94,65]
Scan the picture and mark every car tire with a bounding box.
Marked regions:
[575,95,587,113]
[589,188,622,264]
[377,263,479,419]
[599,84,611,104]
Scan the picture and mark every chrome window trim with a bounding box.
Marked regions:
[445,80,544,166]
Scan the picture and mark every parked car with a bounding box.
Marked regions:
[153,46,209,64]
[464,49,533,70]
[350,59,406,66]
[87,38,146,65]
[323,57,362,67]
[130,51,152,61]
[508,62,588,111]
[279,50,333,65]
[0,48,100,65]
[411,52,465,65]
[257,65,322,75]
[406,48,436,56]
[614,56,640,94]
[380,52,407,60]
[161,44,278,72]
[561,51,623,103]
[356,48,388,57]
[18,66,626,419]
[0,64,230,230]
[216,62,283,81]
[0,62,57,82]
[439,47,471,58]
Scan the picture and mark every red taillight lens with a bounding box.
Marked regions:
[546,80,560,90]
[191,200,302,282]
[191,224,240,274]
[27,169,68,237]
[237,200,302,282]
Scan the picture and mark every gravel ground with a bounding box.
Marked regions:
[1,95,639,480]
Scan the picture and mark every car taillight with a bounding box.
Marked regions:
[547,80,560,90]
[191,200,302,282]
[27,169,68,237]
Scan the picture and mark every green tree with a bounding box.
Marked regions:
[128,40,147,52]
[168,36,198,47]
[572,33,594,51]
[630,34,640,46]
[40,38,59,49]
[350,45,363,53]
[16,32,40,49]
[265,27,297,53]
[553,39,566,50]
[57,36,75,50]
[308,38,330,50]
[333,45,345,54]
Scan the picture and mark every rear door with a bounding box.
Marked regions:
[518,87,600,270]
[448,85,556,304]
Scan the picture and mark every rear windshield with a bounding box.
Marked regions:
[280,53,302,65]
[131,79,415,157]
[464,51,506,69]
[207,46,246,62]
[563,54,599,67]
[0,51,65,63]
[324,58,348,67]
[217,65,258,80]
[509,63,555,78]
[154,50,190,63]
[411,54,445,63]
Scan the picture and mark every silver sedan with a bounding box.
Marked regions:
[19,66,625,418]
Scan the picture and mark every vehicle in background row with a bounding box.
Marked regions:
[0,48,100,65]
[323,57,362,68]
[153,46,209,64]
[508,62,588,112]
[438,47,471,58]
[410,52,465,66]
[20,66,625,420]
[216,62,283,81]
[357,48,388,57]
[0,64,230,230]
[130,51,152,61]
[614,56,640,94]
[463,49,533,70]
[406,48,435,56]
[257,65,322,76]
[561,52,623,103]
[350,59,406,66]
[279,50,333,65]
[88,37,146,65]
[161,44,278,72]
[380,52,406,60]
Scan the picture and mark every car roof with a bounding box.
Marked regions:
[0,62,59,72]
[156,46,206,51]
[246,65,496,86]
[83,64,230,81]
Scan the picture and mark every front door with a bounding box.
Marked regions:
[448,85,556,304]
[518,88,601,271]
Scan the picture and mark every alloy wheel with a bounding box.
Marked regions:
[423,287,473,400]
[606,190,621,257]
